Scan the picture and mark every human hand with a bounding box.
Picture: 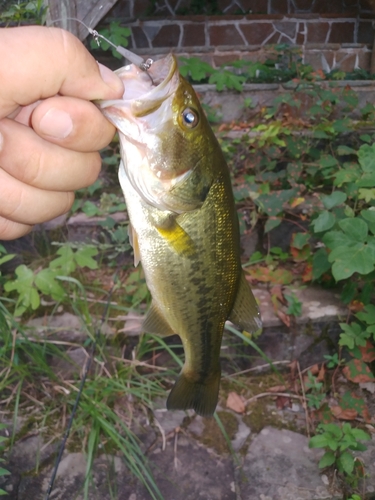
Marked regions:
[0,26,124,240]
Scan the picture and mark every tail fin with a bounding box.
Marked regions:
[166,371,220,418]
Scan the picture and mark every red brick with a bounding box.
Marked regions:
[306,22,330,43]
[270,0,289,14]
[293,0,316,11]
[209,24,244,46]
[303,51,325,70]
[240,22,275,44]
[329,22,355,43]
[335,53,357,72]
[182,23,205,46]
[357,50,371,70]
[213,54,241,66]
[133,0,152,17]
[132,27,150,49]
[311,0,345,12]
[358,21,374,44]
[217,0,268,14]
[265,31,282,44]
[152,25,181,48]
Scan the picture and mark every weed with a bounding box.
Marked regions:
[89,22,131,59]
[0,423,10,496]
[309,423,370,487]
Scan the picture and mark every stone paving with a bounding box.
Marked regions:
[2,405,375,499]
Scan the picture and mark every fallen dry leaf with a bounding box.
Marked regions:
[343,359,375,384]
[276,310,291,328]
[330,406,358,420]
[359,341,375,363]
[348,300,365,313]
[276,396,290,409]
[268,385,287,393]
[309,364,320,376]
[317,364,326,382]
[226,391,245,414]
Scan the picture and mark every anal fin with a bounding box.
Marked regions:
[143,301,176,337]
[229,271,262,334]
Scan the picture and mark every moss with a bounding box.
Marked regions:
[195,411,238,455]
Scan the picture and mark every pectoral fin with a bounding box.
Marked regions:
[156,218,196,257]
[143,302,176,337]
[229,272,262,334]
[128,223,141,267]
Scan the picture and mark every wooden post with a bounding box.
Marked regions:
[46,0,119,40]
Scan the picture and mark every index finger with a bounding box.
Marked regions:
[0,26,124,118]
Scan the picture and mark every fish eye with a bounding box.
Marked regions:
[182,108,199,128]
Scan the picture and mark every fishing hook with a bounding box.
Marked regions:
[50,18,155,83]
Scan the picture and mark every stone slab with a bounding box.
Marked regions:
[239,426,341,499]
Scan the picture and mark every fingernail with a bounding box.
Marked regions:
[39,109,73,139]
[98,63,124,94]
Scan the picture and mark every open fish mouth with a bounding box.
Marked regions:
[99,54,179,119]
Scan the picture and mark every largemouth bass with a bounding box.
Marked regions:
[99,54,261,417]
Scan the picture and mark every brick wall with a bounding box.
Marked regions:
[103,0,375,73]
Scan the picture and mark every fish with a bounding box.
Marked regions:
[98,54,262,417]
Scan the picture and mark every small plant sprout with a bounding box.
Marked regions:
[309,423,371,486]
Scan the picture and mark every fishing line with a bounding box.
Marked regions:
[50,17,154,82]
[44,273,118,500]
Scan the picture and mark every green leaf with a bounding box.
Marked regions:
[0,253,15,266]
[312,248,331,280]
[337,451,355,475]
[74,247,98,270]
[322,230,356,250]
[338,218,368,242]
[318,451,336,469]
[82,200,99,217]
[358,143,375,172]
[339,322,367,349]
[209,70,245,91]
[49,246,76,274]
[341,281,357,304]
[361,208,375,224]
[337,145,357,156]
[4,264,34,293]
[264,217,282,233]
[334,165,361,186]
[34,269,65,301]
[350,429,371,442]
[321,191,347,209]
[311,211,335,233]
[256,189,297,217]
[0,468,10,476]
[320,155,338,168]
[329,243,375,280]
[321,423,343,438]
[356,304,375,324]
[178,57,214,81]
[292,232,310,249]
[309,434,329,449]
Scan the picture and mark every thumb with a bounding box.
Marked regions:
[0,26,124,119]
